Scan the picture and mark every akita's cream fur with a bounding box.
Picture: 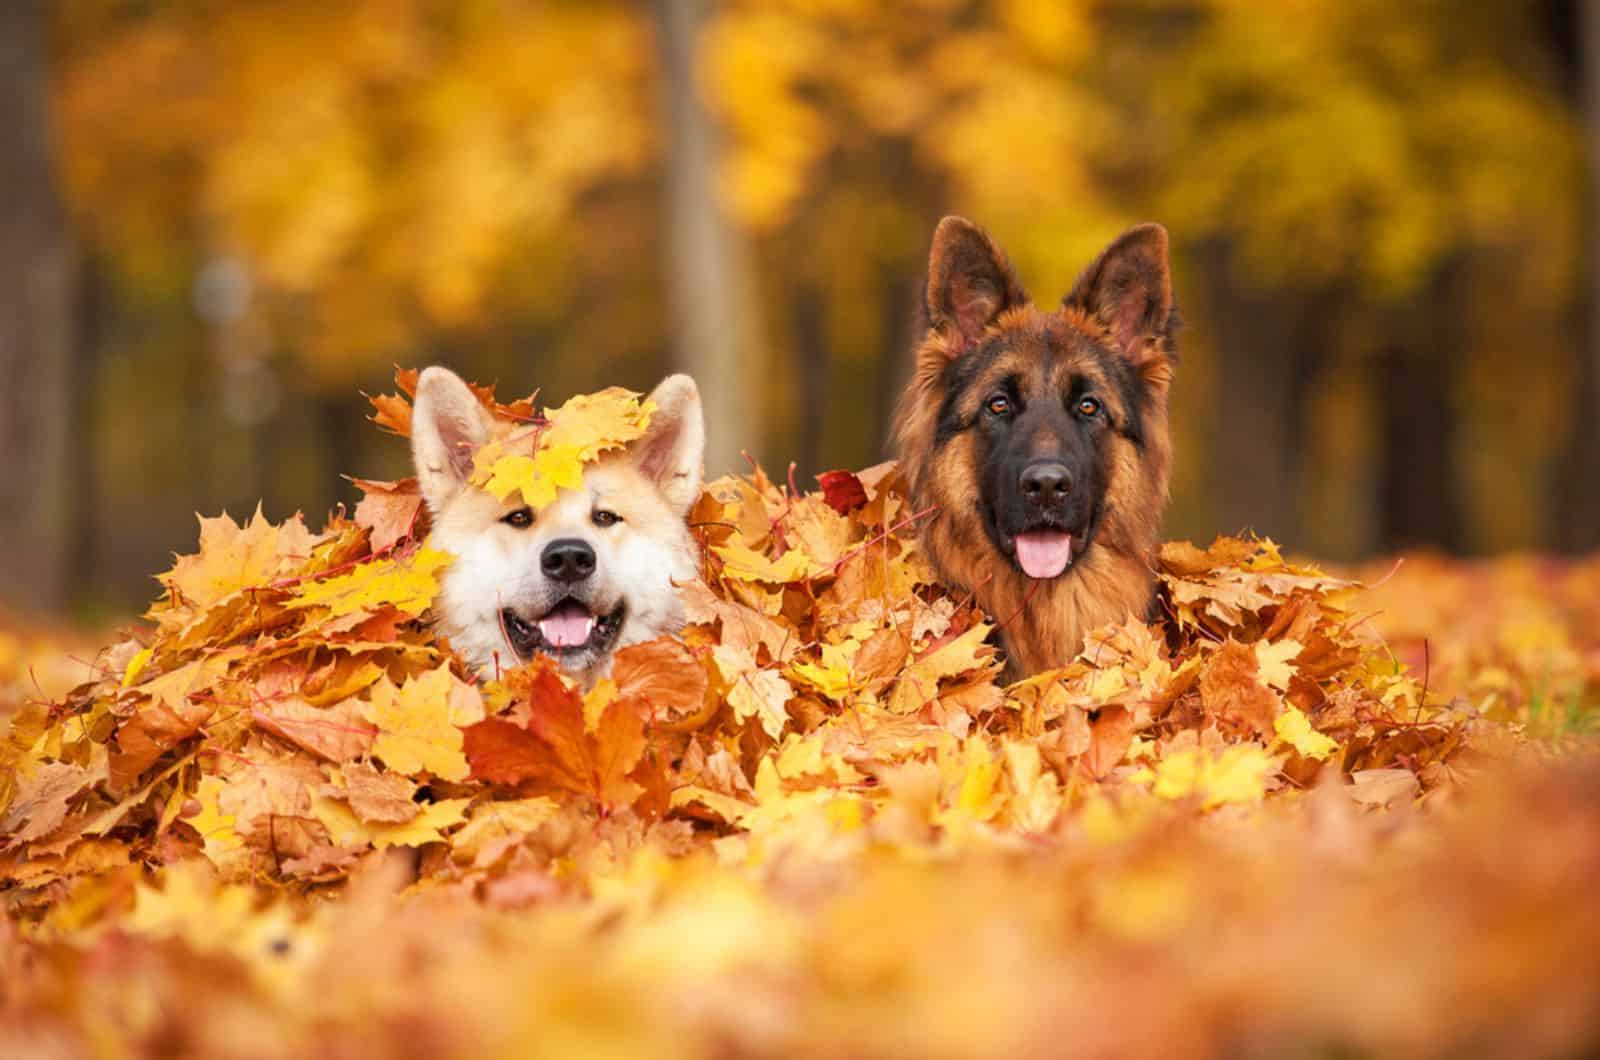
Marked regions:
[411,366,705,685]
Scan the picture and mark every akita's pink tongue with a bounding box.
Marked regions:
[538,601,595,648]
[1015,531,1074,580]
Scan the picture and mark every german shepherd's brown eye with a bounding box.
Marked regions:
[592,509,621,528]
[502,507,534,529]
[985,394,1012,417]
[1076,396,1102,418]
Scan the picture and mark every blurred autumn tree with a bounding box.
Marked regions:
[12,0,1597,615]
[1,0,77,613]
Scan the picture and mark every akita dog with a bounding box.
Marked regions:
[410,366,705,684]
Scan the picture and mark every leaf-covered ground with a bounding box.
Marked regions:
[2,378,1597,1059]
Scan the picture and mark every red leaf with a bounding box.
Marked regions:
[817,469,869,515]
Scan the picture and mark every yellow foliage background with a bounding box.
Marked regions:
[18,0,1596,614]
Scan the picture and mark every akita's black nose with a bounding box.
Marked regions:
[1020,460,1072,506]
[541,538,596,583]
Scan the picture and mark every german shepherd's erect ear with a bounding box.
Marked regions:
[924,216,1030,354]
[412,366,494,515]
[1062,224,1177,386]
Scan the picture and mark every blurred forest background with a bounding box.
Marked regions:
[2,0,1599,619]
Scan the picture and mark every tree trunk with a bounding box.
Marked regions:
[876,260,925,458]
[1375,350,1464,553]
[1555,0,1600,552]
[1375,261,1467,554]
[649,0,754,477]
[1201,243,1313,545]
[791,280,828,483]
[0,0,77,614]
[65,253,107,612]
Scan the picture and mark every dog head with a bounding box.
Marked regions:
[411,367,705,684]
[897,218,1178,582]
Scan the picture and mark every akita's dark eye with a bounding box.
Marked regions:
[592,509,621,528]
[502,507,534,529]
[985,394,1013,417]
[1076,396,1102,418]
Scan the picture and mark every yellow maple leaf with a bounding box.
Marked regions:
[1255,639,1304,692]
[474,442,585,509]
[160,507,316,611]
[311,793,470,849]
[190,774,246,872]
[715,644,794,740]
[539,387,655,459]
[359,669,481,782]
[1003,741,1063,834]
[790,641,858,700]
[1274,706,1339,761]
[451,797,563,865]
[737,758,865,841]
[121,647,153,688]
[129,864,265,952]
[1135,746,1275,809]
[888,622,996,713]
[936,739,1005,830]
[714,541,824,584]
[774,732,863,784]
[286,545,452,617]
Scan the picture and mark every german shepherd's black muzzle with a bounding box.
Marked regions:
[980,400,1106,580]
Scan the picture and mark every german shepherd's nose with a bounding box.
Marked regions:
[1020,460,1072,506]
[541,538,597,582]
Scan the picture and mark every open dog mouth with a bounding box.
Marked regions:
[500,598,626,661]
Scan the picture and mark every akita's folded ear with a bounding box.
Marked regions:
[1063,224,1175,373]
[925,216,1029,354]
[634,374,705,518]
[412,366,494,514]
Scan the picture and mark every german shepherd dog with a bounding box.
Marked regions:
[411,366,705,685]
[891,217,1178,678]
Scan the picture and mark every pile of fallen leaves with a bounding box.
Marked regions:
[1355,552,1600,746]
[2,374,1596,1058]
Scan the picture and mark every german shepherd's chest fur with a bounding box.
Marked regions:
[892,218,1178,678]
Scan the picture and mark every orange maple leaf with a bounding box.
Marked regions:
[463,659,649,808]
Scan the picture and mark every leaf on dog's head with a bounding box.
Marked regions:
[472,442,586,509]
[467,388,652,510]
[539,387,655,460]
[369,366,537,438]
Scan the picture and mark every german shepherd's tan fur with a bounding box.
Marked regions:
[892,217,1178,678]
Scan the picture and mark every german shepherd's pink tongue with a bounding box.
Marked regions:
[1015,531,1073,579]
[539,601,595,648]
